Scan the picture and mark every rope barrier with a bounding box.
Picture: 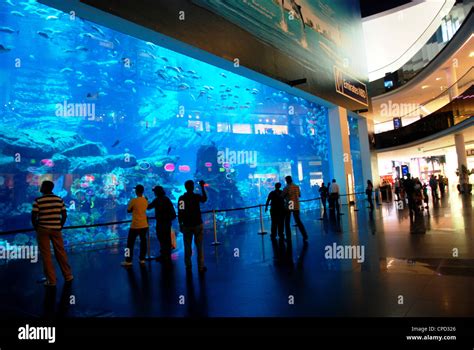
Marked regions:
[0,192,367,236]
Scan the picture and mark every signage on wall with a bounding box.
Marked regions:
[334,66,368,107]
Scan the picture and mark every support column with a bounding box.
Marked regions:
[358,116,373,185]
[328,106,353,204]
[455,133,468,188]
[444,63,459,101]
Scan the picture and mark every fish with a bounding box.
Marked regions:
[46,15,58,20]
[165,65,181,74]
[10,10,24,17]
[75,45,88,51]
[220,72,227,78]
[132,87,137,94]
[0,27,18,34]
[5,0,15,6]
[167,146,172,154]
[41,159,55,167]
[80,33,95,39]
[0,45,11,53]
[145,41,156,48]
[186,70,196,74]
[124,79,135,85]
[91,25,105,37]
[111,140,120,147]
[178,83,190,90]
[156,87,164,95]
[60,67,74,73]
[160,56,169,62]
[63,49,75,53]
[36,31,51,39]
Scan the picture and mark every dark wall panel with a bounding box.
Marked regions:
[81,0,368,110]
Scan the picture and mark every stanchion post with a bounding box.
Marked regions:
[211,209,221,246]
[258,205,268,235]
[145,227,156,261]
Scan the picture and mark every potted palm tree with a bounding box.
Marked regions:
[456,165,472,194]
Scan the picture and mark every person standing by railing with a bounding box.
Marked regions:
[319,183,328,213]
[32,180,73,287]
[282,176,308,243]
[121,184,149,267]
[178,180,208,274]
[147,186,176,268]
[265,182,285,241]
[329,179,341,216]
[366,180,374,211]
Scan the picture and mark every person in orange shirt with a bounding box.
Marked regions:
[282,176,308,243]
[121,184,149,267]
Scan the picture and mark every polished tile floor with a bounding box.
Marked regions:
[1,193,473,318]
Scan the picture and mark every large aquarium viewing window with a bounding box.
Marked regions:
[0,0,330,246]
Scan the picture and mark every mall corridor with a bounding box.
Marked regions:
[1,193,472,318]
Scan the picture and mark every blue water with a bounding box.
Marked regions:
[0,0,336,247]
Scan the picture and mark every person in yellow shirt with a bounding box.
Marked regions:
[121,184,149,267]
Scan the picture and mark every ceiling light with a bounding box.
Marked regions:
[435,77,442,81]
[421,85,429,89]
[469,51,474,58]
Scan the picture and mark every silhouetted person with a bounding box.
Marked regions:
[319,183,328,212]
[404,174,416,220]
[265,182,285,240]
[366,180,374,211]
[31,180,73,287]
[394,178,401,201]
[422,183,429,211]
[147,186,176,267]
[329,179,341,215]
[429,175,439,200]
[121,184,149,267]
[438,175,446,197]
[178,180,208,273]
[282,176,308,242]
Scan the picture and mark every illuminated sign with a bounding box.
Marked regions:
[334,66,368,106]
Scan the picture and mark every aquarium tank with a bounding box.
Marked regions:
[0,0,332,247]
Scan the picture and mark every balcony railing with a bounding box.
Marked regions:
[369,2,473,96]
[374,81,473,149]
[374,66,474,135]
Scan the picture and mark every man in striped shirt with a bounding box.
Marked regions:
[31,180,73,287]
